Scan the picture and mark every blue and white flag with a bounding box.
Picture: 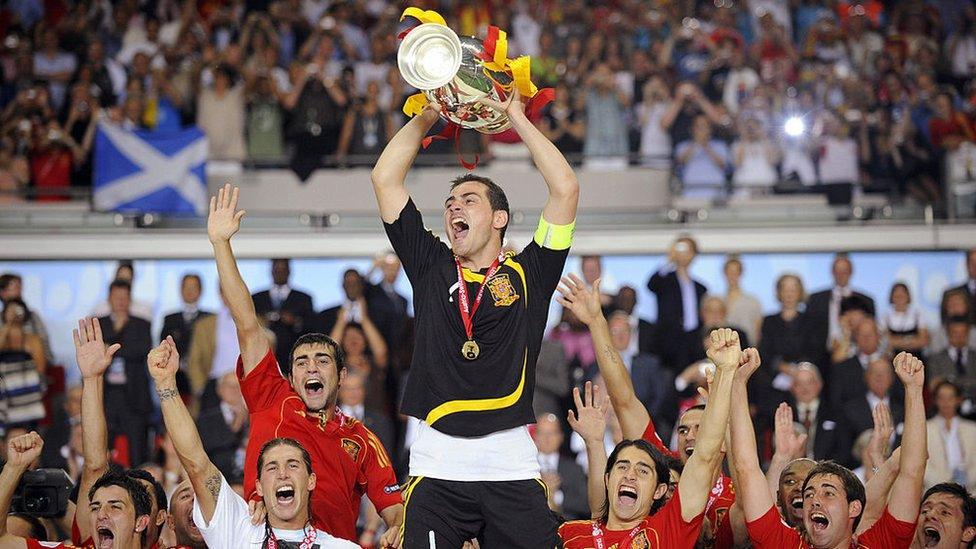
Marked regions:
[94,122,209,215]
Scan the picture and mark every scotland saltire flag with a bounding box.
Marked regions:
[93,122,209,215]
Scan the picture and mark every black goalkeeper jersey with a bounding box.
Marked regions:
[384,198,569,436]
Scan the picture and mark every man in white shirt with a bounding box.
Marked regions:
[805,254,876,365]
[148,336,358,549]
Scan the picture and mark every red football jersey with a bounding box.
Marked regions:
[239,348,401,541]
[640,417,736,549]
[559,487,705,548]
[746,505,916,549]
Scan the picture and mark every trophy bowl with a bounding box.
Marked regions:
[398,23,513,134]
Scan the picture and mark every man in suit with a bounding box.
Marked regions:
[533,413,589,520]
[97,279,153,465]
[159,273,212,396]
[928,316,976,402]
[646,235,707,371]
[940,249,976,325]
[828,317,889,408]
[195,372,248,479]
[613,285,657,356]
[533,339,571,419]
[338,370,395,465]
[786,362,846,463]
[317,268,370,335]
[606,311,670,427]
[842,359,905,461]
[805,254,876,367]
[925,380,976,492]
[251,258,314,368]
[365,252,411,366]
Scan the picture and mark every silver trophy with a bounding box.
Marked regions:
[398,23,513,134]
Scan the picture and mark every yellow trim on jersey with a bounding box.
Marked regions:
[533,215,575,250]
[399,476,425,545]
[461,269,485,283]
[425,349,528,425]
[503,257,528,306]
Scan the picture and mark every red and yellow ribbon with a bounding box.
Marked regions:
[399,7,446,26]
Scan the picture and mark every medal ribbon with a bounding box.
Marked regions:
[591,519,645,549]
[454,255,502,344]
[266,523,317,549]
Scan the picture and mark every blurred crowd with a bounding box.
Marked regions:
[1,0,975,211]
[2,245,975,531]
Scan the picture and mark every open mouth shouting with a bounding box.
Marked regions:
[683,445,695,458]
[304,379,324,400]
[809,511,830,532]
[96,526,115,549]
[921,521,943,548]
[450,217,469,242]
[276,484,296,506]
[616,484,639,509]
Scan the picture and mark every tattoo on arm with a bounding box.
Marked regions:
[205,471,221,500]
[157,387,179,401]
[603,345,620,364]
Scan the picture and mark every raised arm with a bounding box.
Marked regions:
[677,331,739,522]
[207,184,269,375]
[556,275,651,440]
[728,347,775,522]
[73,317,121,543]
[370,106,440,223]
[479,93,579,224]
[886,352,927,523]
[566,382,611,518]
[148,336,223,523]
[765,403,808,502]
[0,432,43,547]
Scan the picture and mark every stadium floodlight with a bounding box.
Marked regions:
[784,116,806,137]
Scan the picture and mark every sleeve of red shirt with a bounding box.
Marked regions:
[746,505,800,548]
[358,424,403,512]
[856,507,917,548]
[661,487,707,545]
[640,416,673,457]
[237,348,290,413]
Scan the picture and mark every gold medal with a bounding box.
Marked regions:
[461,339,480,360]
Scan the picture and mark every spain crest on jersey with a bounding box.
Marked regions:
[487,273,520,306]
[341,438,362,462]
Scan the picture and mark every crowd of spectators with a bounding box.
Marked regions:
[1,0,975,212]
[2,245,975,534]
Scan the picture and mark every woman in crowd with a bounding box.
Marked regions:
[0,299,47,429]
[881,282,930,360]
[330,299,390,418]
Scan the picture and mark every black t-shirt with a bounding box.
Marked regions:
[384,198,569,436]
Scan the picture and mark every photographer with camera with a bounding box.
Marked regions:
[0,432,155,549]
[1,430,74,544]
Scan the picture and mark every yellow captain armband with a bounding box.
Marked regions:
[533,216,575,250]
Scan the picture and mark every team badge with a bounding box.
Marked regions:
[341,438,362,462]
[487,274,519,306]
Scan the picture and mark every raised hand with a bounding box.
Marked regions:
[868,401,893,466]
[7,431,43,469]
[555,274,603,326]
[706,328,742,372]
[567,381,609,444]
[207,184,246,244]
[475,90,526,118]
[893,352,924,389]
[73,317,122,380]
[735,347,761,383]
[774,403,807,459]
[147,336,181,384]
